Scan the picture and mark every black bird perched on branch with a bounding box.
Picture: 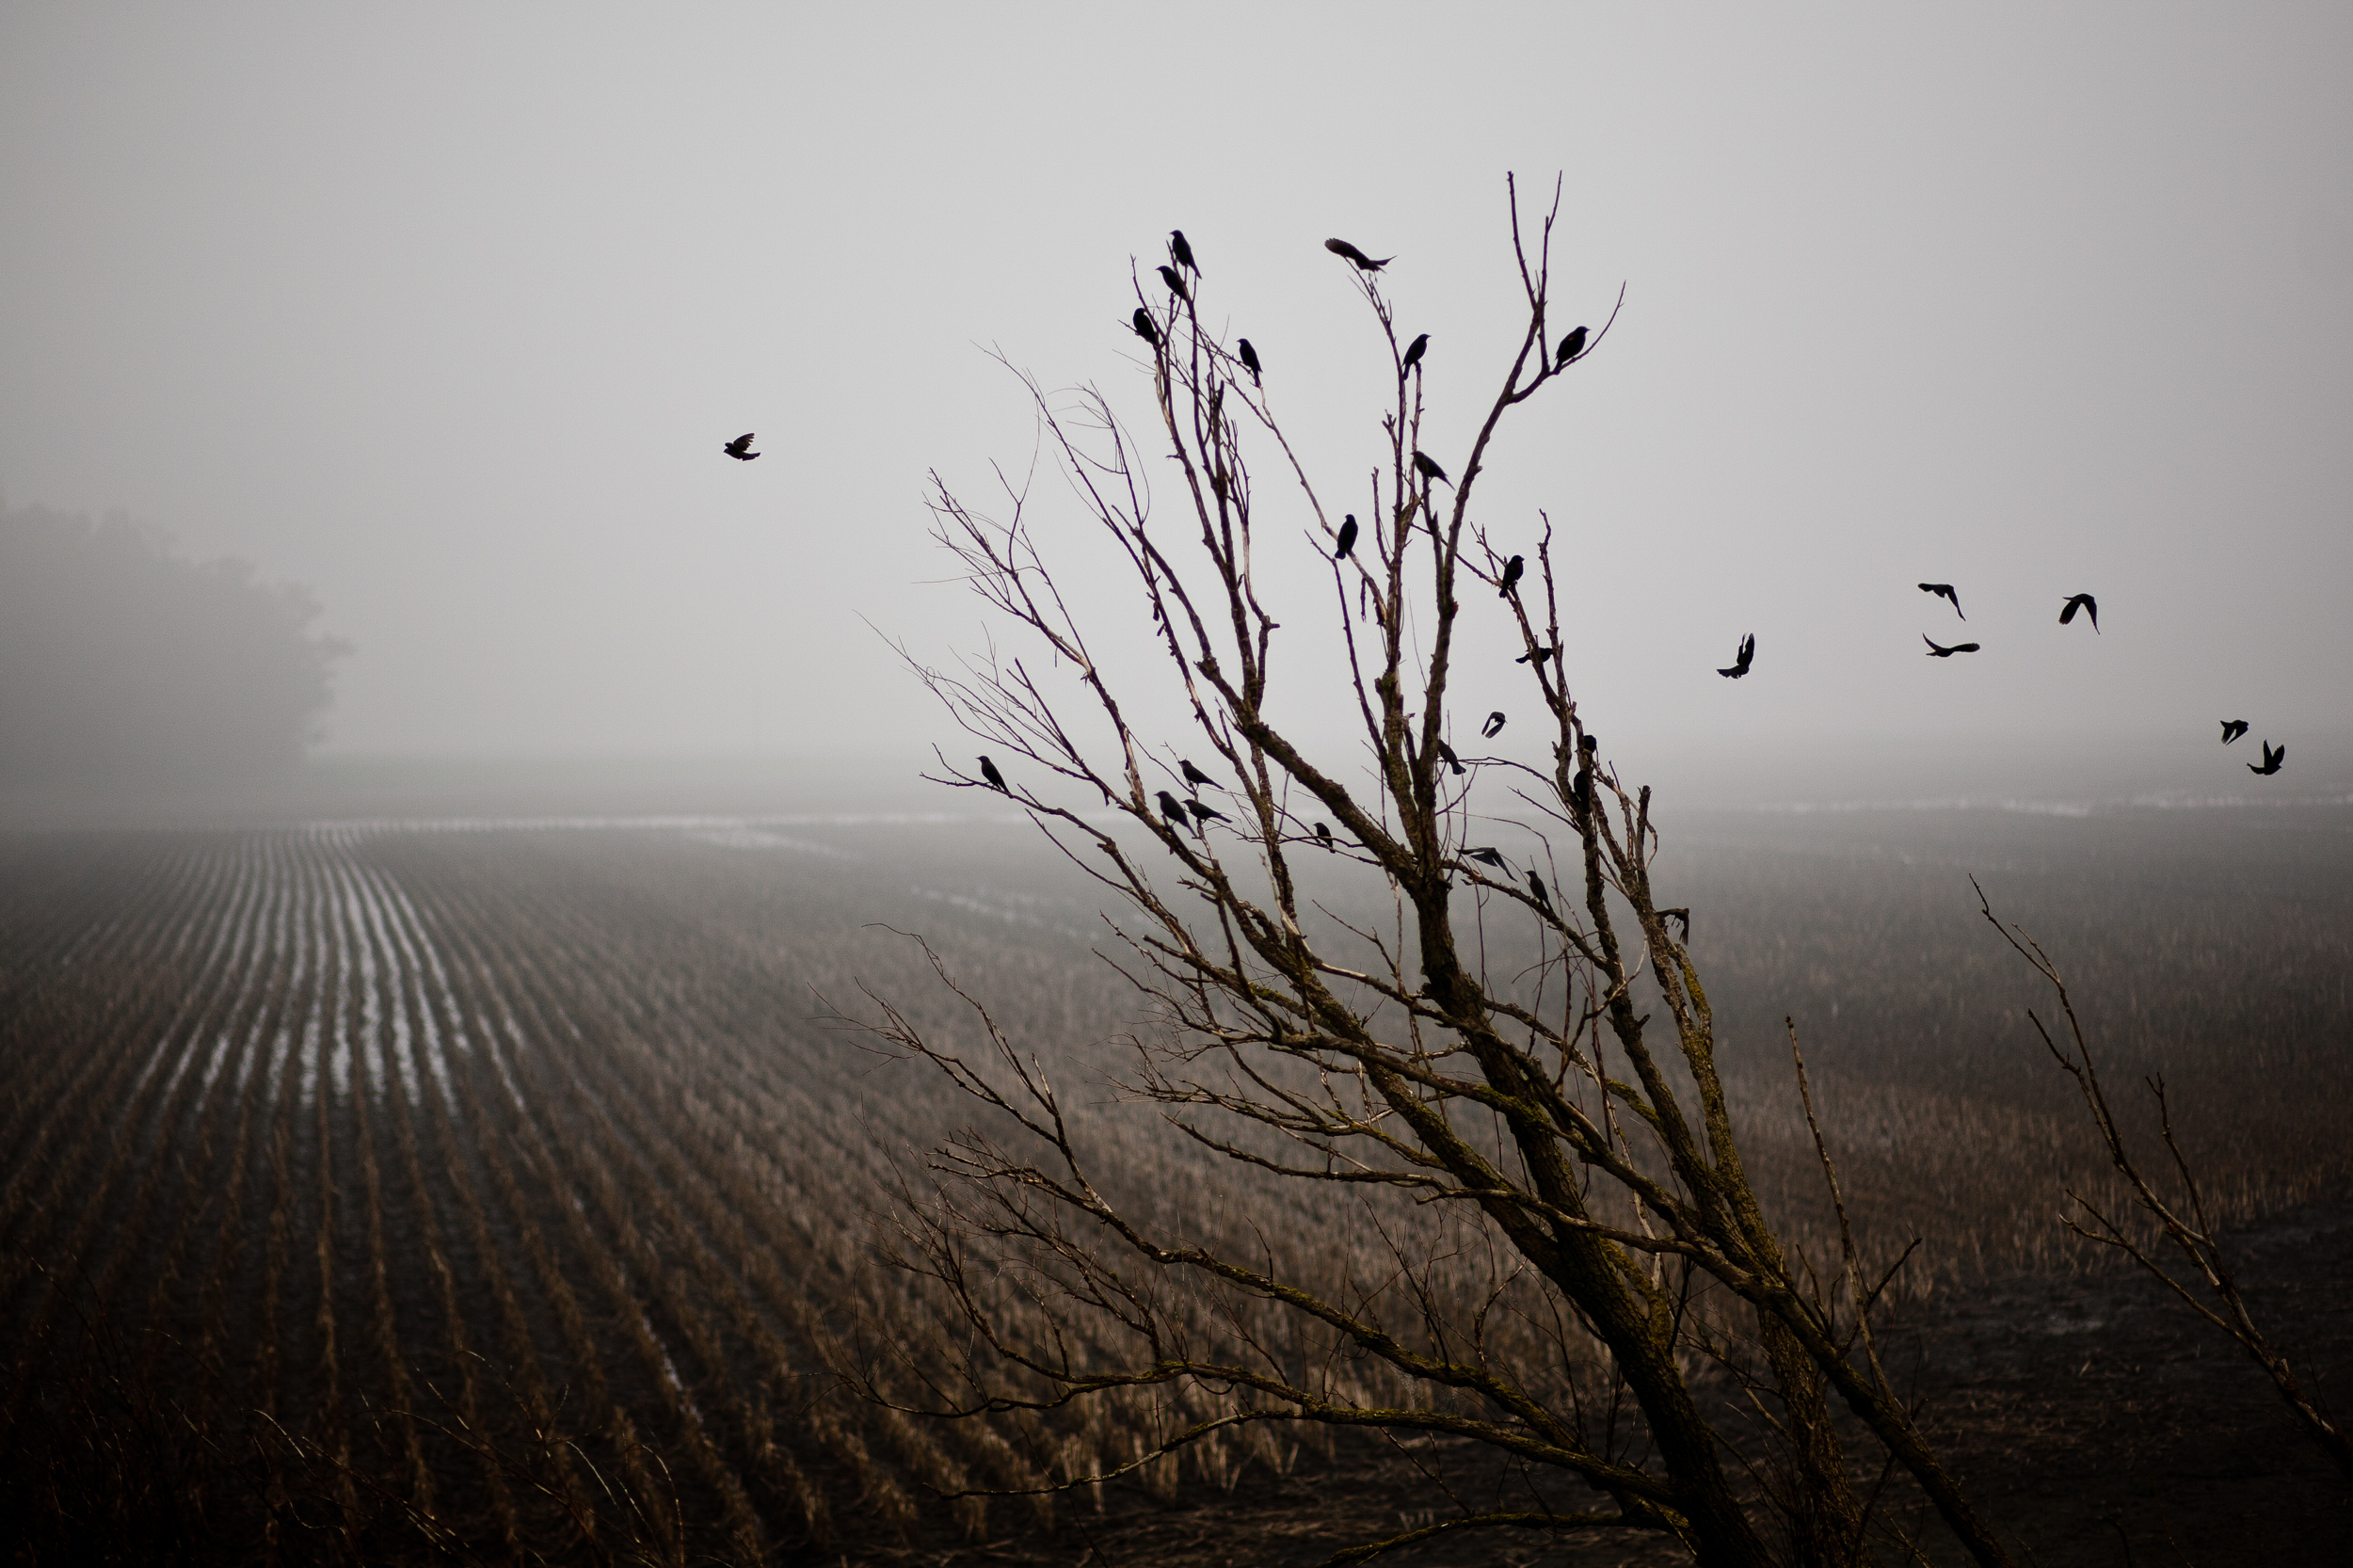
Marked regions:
[1718,634,1755,679]
[1555,326,1588,366]
[1179,759,1225,792]
[1528,871,1554,915]
[1132,308,1160,347]
[1579,733,1599,753]
[1465,846,1506,869]
[1157,264,1191,302]
[1324,237,1392,271]
[1571,767,1593,818]
[1923,635,1980,658]
[2248,741,2285,776]
[1412,450,1449,486]
[1434,739,1466,776]
[979,757,1009,793]
[1168,230,1198,273]
[1186,799,1229,826]
[1313,821,1335,850]
[1401,333,1428,373]
[1334,514,1358,560]
[1156,790,1190,831]
[1238,338,1261,385]
[1918,583,1964,618]
[1481,711,1507,739]
[1498,555,1524,597]
[2220,719,2249,745]
[723,433,759,461]
[2059,593,2100,632]
[1515,646,1556,667]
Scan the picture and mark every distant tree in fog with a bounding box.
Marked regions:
[853,182,2026,1568]
[0,501,348,788]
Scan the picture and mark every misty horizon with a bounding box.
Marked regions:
[7,6,2350,799]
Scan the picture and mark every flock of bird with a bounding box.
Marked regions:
[723,225,2290,872]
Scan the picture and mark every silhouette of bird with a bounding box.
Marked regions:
[1157,264,1191,303]
[1401,333,1428,373]
[1923,635,1980,658]
[1556,326,1589,367]
[1238,338,1261,384]
[1434,739,1466,776]
[1528,871,1554,915]
[1186,798,1229,825]
[723,433,759,461]
[979,757,1009,793]
[2059,593,2100,632]
[1571,767,1593,817]
[1169,230,1199,273]
[1132,308,1160,346]
[1918,583,1964,619]
[1465,846,1506,869]
[2248,741,2284,776]
[1324,238,1393,271]
[1579,733,1598,753]
[2220,719,2249,745]
[1498,555,1524,597]
[1179,759,1225,792]
[1718,634,1755,679]
[1313,821,1335,850]
[1481,711,1507,739]
[1156,790,1190,830]
[1515,647,1556,667]
[1412,451,1449,486]
[1335,514,1358,560]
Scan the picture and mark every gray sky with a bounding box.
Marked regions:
[5,5,2349,794]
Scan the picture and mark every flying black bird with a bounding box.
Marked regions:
[2059,593,2100,632]
[1238,338,1261,384]
[2220,719,2249,745]
[1555,326,1589,366]
[1186,799,1229,825]
[1401,333,1428,373]
[1718,634,1756,679]
[1923,635,1981,658]
[1515,646,1556,666]
[1498,555,1524,597]
[1157,264,1190,302]
[1465,846,1507,869]
[1434,739,1466,776]
[1313,821,1335,850]
[1179,759,1225,792]
[1335,514,1358,560]
[979,756,1009,793]
[1481,711,1507,739]
[1132,308,1160,346]
[1169,229,1199,273]
[1412,450,1449,486]
[1324,237,1393,271]
[723,433,759,461]
[1156,790,1191,830]
[1528,871,1554,915]
[1918,583,1964,619]
[2248,741,2285,776]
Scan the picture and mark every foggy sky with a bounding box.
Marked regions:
[5,6,2349,796]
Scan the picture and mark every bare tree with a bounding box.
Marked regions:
[1977,883,2353,1486]
[856,177,2022,1567]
